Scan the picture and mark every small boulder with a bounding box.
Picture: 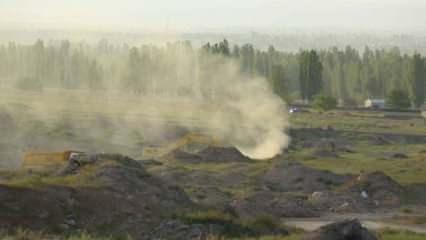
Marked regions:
[302,219,377,240]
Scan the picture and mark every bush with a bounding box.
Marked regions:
[387,89,411,109]
[312,95,337,111]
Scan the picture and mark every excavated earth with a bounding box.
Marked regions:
[0,154,192,238]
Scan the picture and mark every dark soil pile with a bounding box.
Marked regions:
[232,191,319,219]
[262,161,352,193]
[162,146,250,164]
[302,219,378,240]
[197,147,250,162]
[0,154,192,238]
[341,171,404,207]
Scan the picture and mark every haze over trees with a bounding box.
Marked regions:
[0,39,425,107]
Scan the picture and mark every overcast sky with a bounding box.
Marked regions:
[1,0,426,33]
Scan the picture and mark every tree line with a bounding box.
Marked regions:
[0,39,424,107]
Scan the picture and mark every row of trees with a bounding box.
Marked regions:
[0,39,425,107]
[204,40,426,108]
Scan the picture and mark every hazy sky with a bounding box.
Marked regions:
[1,0,426,33]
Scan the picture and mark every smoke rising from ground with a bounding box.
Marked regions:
[0,41,289,168]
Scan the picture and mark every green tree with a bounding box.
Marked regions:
[299,50,323,101]
[312,94,337,111]
[270,64,289,101]
[387,89,411,109]
[409,54,426,107]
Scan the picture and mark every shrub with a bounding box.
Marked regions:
[387,89,411,109]
[312,95,337,111]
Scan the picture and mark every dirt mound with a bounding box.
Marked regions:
[0,154,192,238]
[163,146,250,164]
[197,147,250,162]
[262,161,351,193]
[232,191,318,219]
[309,191,374,213]
[302,219,378,240]
[147,220,216,240]
[341,171,404,207]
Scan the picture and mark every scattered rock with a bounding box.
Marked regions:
[302,219,378,240]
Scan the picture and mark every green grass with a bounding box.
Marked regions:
[378,229,426,240]
[291,111,426,135]
[0,229,125,240]
[3,161,108,188]
[288,110,426,185]
[290,143,426,185]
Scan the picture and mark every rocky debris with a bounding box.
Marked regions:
[262,161,351,193]
[0,154,193,238]
[342,171,404,207]
[232,191,318,219]
[302,219,378,240]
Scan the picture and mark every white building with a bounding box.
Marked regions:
[364,98,386,109]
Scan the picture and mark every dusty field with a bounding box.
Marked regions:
[0,95,425,239]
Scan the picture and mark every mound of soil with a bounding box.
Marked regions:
[162,149,202,163]
[232,191,318,219]
[147,220,218,240]
[262,161,352,193]
[342,171,404,207]
[163,146,250,164]
[0,154,192,238]
[309,191,373,213]
[302,219,377,240]
[197,147,250,162]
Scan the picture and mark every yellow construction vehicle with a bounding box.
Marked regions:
[22,150,83,171]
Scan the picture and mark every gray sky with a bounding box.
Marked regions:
[1,0,426,33]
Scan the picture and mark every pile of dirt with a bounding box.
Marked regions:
[308,191,373,213]
[302,219,378,240]
[162,146,250,164]
[341,171,404,207]
[197,147,250,162]
[162,149,202,163]
[146,220,218,240]
[262,161,352,193]
[0,154,192,238]
[232,191,319,219]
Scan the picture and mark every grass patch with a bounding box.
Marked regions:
[0,228,129,240]
[3,162,107,188]
[378,229,426,240]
